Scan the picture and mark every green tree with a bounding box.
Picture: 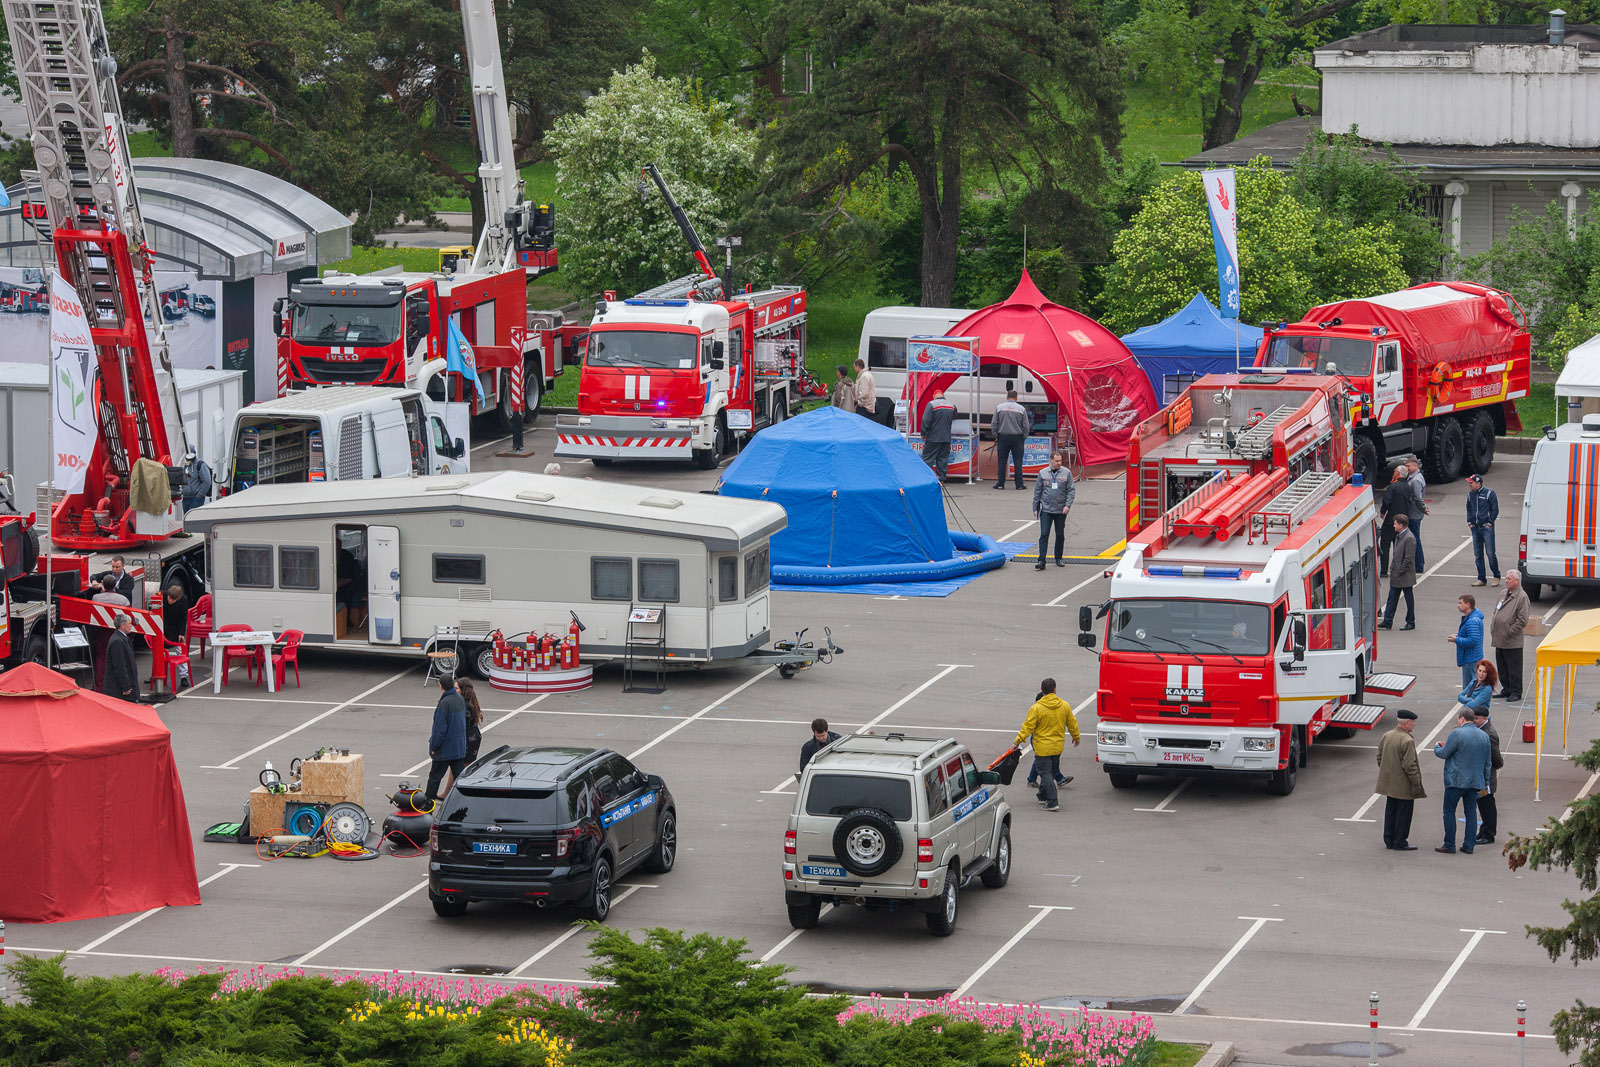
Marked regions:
[763,0,1123,307]
[1098,159,1408,334]
[533,926,848,1067]
[1506,715,1600,1067]
[641,0,792,119]
[544,53,761,298]
[1460,201,1600,365]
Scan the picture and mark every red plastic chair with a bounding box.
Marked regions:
[263,629,305,689]
[217,622,260,687]
[186,594,213,655]
[147,635,192,693]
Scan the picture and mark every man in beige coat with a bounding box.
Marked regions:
[1377,709,1426,850]
[1490,570,1530,703]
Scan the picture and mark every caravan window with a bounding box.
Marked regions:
[234,545,273,588]
[718,556,738,601]
[279,546,319,590]
[434,554,486,585]
[745,545,770,594]
[639,559,680,603]
[591,557,631,601]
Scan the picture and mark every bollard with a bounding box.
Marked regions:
[1368,991,1380,1066]
[1517,1000,1526,1067]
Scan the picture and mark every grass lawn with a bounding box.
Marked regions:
[1121,71,1318,165]
[1513,381,1560,436]
[1148,1042,1208,1067]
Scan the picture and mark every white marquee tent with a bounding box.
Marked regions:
[1556,332,1600,419]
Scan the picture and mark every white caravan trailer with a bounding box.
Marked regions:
[185,471,789,674]
[856,305,1045,429]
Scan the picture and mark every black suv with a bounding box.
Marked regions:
[428,745,676,920]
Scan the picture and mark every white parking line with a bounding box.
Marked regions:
[1562,770,1600,824]
[1174,916,1282,1015]
[293,880,430,966]
[471,433,512,454]
[201,664,417,769]
[74,863,257,953]
[1414,537,1473,586]
[759,904,837,963]
[1035,569,1109,608]
[1135,778,1191,813]
[1337,704,1464,822]
[1542,587,1575,624]
[627,667,776,761]
[383,694,550,777]
[1405,928,1503,1030]
[951,905,1071,999]
[1000,520,1038,542]
[507,885,653,976]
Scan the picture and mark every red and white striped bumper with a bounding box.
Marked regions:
[553,416,696,461]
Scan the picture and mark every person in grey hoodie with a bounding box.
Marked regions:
[1032,451,1075,570]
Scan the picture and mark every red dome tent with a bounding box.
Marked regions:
[0,663,200,923]
[917,271,1159,466]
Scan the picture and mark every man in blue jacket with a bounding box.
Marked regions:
[424,674,469,804]
[1465,473,1500,587]
[1433,709,1492,854]
[1447,594,1485,690]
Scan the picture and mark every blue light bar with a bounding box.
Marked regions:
[624,298,689,307]
[1146,565,1243,579]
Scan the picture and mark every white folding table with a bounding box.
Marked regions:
[208,630,278,693]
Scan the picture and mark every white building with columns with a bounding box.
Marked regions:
[1183,16,1600,261]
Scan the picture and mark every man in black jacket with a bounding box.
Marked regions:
[1378,468,1415,574]
[798,718,841,775]
[103,614,141,702]
[91,555,137,601]
[1465,473,1500,587]
[920,390,957,479]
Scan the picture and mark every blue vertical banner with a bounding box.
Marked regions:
[445,317,486,403]
[1203,168,1240,320]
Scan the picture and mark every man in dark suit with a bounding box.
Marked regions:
[103,614,141,702]
[91,555,137,601]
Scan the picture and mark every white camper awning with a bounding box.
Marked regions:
[1557,332,1600,400]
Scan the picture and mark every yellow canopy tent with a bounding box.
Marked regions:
[1532,606,1600,800]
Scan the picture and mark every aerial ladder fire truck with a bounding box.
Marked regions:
[1,0,201,678]
[272,0,564,433]
[555,164,807,469]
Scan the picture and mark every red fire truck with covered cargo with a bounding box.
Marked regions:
[271,0,564,433]
[1080,467,1414,795]
[554,164,807,469]
[1123,373,1352,538]
[1256,282,1530,486]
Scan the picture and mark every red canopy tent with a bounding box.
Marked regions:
[917,271,1159,466]
[0,663,200,923]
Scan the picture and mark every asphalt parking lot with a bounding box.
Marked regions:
[12,426,1598,1067]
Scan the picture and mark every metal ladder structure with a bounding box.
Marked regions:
[1231,404,1297,459]
[1249,471,1343,542]
[4,0,190,549]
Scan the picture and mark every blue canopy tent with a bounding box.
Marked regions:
[1121,293,1264,403]
[718,407,1004,586]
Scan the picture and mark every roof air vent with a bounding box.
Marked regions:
[640,495,683,509]
[1550,8,1567,44]
[516,489,555,502]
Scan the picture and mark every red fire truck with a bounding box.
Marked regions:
[1257,282,1530,486]
[1123,374,1352,538]
[1081,468,1413,795]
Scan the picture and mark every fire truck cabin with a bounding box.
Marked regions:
[1092,468,1398,795]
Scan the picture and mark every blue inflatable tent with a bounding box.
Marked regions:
[1121,292,1264,403]
[717,407,1004,585]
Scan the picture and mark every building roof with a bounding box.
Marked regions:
[1321,23,1600,52]
[0,157,351,281]
[1180,116,1600,173]
[185,470,789,550]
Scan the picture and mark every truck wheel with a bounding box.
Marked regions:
[1352,435,1381,492]
[1268,734,1299,796]
[20,524,39,575]
[1107,769,1139,789]
[23,630,47,665]
[491,381,518,435]
[1463,410,1495,474]
[1423,416,1465,482]
[925,865,959,936]
[521,365,543,423]
[1525,579,1542,602]
[771,396,788,425]
[787,899,822,929]
[693,415,727,470]
[471,643,496,679]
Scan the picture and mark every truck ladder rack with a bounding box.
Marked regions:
[633,273,723,302]
[1231,404,1297,459]
[1249,471,1342,542]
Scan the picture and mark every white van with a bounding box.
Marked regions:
[222,386,468,495]
[1520,413,1600,601]
[856,306,1046,430]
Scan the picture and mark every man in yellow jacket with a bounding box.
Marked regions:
[1015,677,1080,812]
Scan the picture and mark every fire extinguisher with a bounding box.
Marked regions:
[540,635,554,670]
[560,637,575,669]
[568,614,583,663]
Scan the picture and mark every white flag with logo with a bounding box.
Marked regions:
[50,271,96,493]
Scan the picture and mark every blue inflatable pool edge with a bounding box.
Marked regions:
[770,529,1008,587]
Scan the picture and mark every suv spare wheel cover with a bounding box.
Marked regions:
[832,807,903,878]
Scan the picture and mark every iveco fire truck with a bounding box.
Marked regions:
[272,0,562,432]
[1081,468,1414,795]
[1123,373,1352,537]
[1257,282,1530,486]
[554,164,806,468]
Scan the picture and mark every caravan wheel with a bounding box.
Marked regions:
[471,644,496,679]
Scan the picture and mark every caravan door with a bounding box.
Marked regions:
[368,525,402,644]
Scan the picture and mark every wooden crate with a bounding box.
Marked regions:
[248,786,362,836]
[299,752,363,801]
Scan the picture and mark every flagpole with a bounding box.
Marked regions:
[46,313,55,670]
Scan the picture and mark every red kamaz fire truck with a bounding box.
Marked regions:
[1257,282,1530,486]
[554,164,806,469]
[272,0,563,432]
[1081,468,1414,795]
[1123,373,1352,537]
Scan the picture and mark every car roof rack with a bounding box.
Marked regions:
[829,732,959,769]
